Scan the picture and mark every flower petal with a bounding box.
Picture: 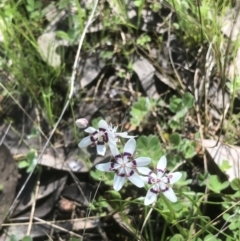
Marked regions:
[128,172,144,188]
[109,144,120,157]
[124,138,136,155]
[168,172,182,184]
[137,167,152,175]
[97,144,106,156]
[161,187,177,202]
[135,157,151,166]
[157,155,167,178]
[96,162,112,172]
[108,131,117,145]
[116,132,136,138]
[140,176,150,184]
[84,127,96,133]
[144,188,158,205]
[98,119,108,129]
[78,136,92,148]
[113,175,126,191]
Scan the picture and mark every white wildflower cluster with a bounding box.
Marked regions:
[76,118,182,206]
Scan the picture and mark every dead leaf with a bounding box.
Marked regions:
[221,8,240,41]
[133,58,159,99]
[0,144,18,227]
[79,54,105,88]
[0,217,97,240]
[13,174,67,217]
[39,148,89,173]
[202,139,240,181]
[37,32,70,67]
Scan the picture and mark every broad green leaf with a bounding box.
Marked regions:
[204,234,221,241]
[134,0,143,7]
[136,135,163,163]
[182,92,194,108]
[9,235,18,241]
[169,96,182,113]
[22,236,33,241]
[91,117,102,129]
[106,190,122,200]
[26,158,37,173]
[90,169,106,181]
[174,107,188,119]
[98,196,109,208]
[229,220,239,231]
[56,31,72,41]
[223,213,230,221]
[27,150,36,161]
[230,178,240,191]
[130,97,156,127]
[18,160,29,169]
[169,234,185,241]
[207,175,229,193]
[170,133,181,146]
[26,0,35,9]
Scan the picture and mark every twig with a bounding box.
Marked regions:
[2,216,101,226]
[0,121,12,145]
[7,0,99,218]
[167,14,185,93]
[194,66,209,213]
[26,179,40,235]
[33,217,82,239]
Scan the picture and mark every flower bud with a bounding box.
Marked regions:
[75,118,88,128]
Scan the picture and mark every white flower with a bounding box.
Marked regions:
[96,138,152,191]
[78,119,115,156]
[108,123,136,140]
[78,119,135,156]
[75,118,88,128]
[143,156,182,206]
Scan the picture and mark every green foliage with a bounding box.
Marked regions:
[130,97,157,127]
[90,169,114,186]
[91,196,109,214]
[9,236,33,241]
[230,178,240,191]
[136,135,163,165]
[18,149,37,173]
[91,117,103,129]
[136,34,151,46]
[167,0,229,46]
[69,238,82,241]
[22,236,33,241]
[168,234,185,241]
[169,133,181,146]
[207,175,229,193]
[106,190,122,200]
[169,92,194,113]
[219,160,232,172]
[169,92,194,131]
[204,234,221,241]
[169,133,196,159]
[26,0,42,19]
